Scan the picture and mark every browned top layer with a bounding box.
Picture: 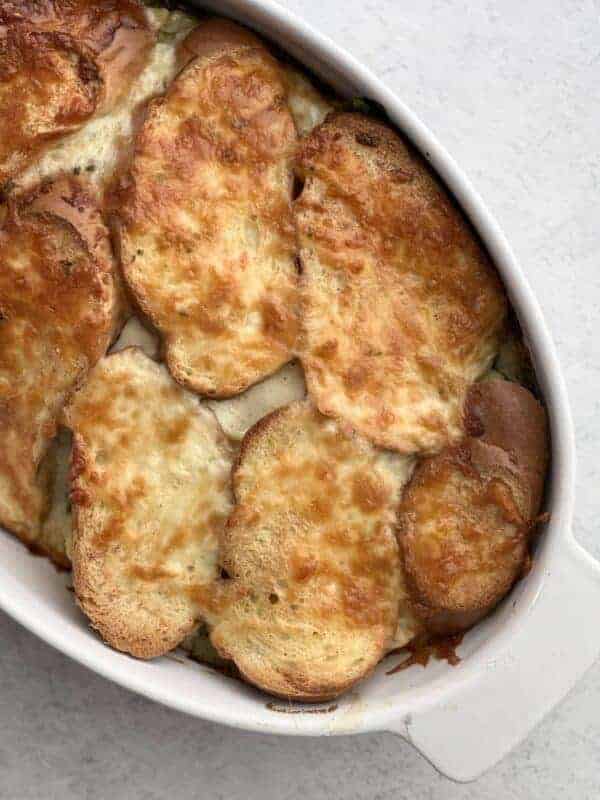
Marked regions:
[0,180,115,541]
[208,400,408,700]
[399,379,548,635]
[120,18,298,397]
[295,112,507,453]
[0,28,102,185]
[0,0,153,185]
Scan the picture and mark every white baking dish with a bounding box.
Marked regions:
[1,0,599,782]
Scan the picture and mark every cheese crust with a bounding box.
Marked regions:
[0,0,153,186]
[295,113,508,454]
[399,380,548,634]
[120,19,299,398]
[0,178,115,548]
[65,348,234,658]
[209,400,414,700]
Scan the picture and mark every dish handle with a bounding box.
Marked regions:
[385,536,600,782]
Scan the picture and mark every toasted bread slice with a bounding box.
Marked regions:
[0,0,153,185]
[65,348,234,659]
[36,313,171,571]
[208,360,306,443]
[399,380,548,635]
[0,28,102,186]
[15,8,197,194]
[0,179,115,548]
[209,400,414,701]
[120,18,299,398]
[1,0,153,109]
[25,174,126,333]
[295,113,507,454]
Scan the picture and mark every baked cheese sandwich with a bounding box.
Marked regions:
[120,19,299,398]
[209,400,414,700]
[0,177,116,553]
[295,112,508,454]
[399,379,548,635]
[65,348,234,658]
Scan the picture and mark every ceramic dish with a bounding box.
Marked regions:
[1,0,599,782]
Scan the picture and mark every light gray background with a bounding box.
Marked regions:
[2,1,599,797]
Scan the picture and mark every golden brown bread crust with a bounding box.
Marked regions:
[23,175,127,337]
[0,178,116,549]
[0,0,153,185]
[209,400,412,701]
[120,18,298,398]
[0,28,102,186]
[178,16,261,62]
[399,379,548,635]
[295,112,507,453]
[465,379,547,514]
[65,348,234,659]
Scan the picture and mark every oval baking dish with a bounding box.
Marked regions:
[1,0,599,782]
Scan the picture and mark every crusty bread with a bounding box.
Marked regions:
[38,311,162,571]
[25,175,126,334]
[295,112,507,454]
[120,18,299,398]
[209,400,414,700]
[64,348,234,659]
[15,8,197,194]
[0,178,115,549]
[399,379,548,635]
[0,0,153,185]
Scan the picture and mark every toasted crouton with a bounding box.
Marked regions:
[399,380,548,635]
[65,348,234,659]
[0,0,153,185]
[295,113,507,454]
[0,179,115,550]
[209,400,414,701]
[120,18,299,398]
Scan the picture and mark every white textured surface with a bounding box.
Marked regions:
[1,0,599,795]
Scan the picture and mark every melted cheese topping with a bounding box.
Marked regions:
[283,67,332,136]
[0,193,114,543]
[209,400,415,699]
[17,9,196,191]
[296,113,507,454]
[120,20,299,397]
[1,0,154,188]
[65,347,234,658]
